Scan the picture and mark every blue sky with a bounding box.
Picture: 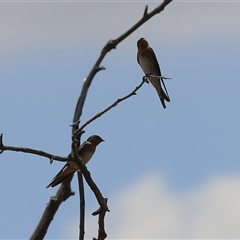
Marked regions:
[1,1,240,239]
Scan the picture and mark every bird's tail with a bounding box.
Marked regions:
[161,78,170,102]
[156,86,170,109]
[159,79,170,108]
[46,173,72,188]
[157,90,167,109]
[46,164,76,188]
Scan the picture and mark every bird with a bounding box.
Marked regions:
[137,37,170,109]
[46,135,104,188]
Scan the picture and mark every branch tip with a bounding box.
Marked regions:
[70,120,80,128]
[92,198,109,216]
[96,66,106,71]
[0,133,3,153]
[143,5,148,17]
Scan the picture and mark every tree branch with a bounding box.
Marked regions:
[74,79,145,140]
[92,198,108,240]
[30,176,75,240]
[77,172,85,240]
[0,134,68,163]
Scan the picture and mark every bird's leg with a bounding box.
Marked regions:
[143,74,150,84]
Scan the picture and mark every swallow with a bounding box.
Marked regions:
[137,37,170,109]
[46,135,104,188]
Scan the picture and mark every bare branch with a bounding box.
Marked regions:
[92,198,109,240]
[73,79,145,139]
[0,134,68,163]
[0,133,3,152]
[97,207,108,240]
[77,172,85,240]
[71,133,109,239]
[72,67,105,135]
[30,176,75,240]
[143,5,148,17]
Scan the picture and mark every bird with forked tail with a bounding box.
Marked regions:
[46,135,104,188]
[137,37,170,109]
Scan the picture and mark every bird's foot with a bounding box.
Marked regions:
[143,75,149,84]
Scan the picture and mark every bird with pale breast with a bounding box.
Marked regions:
[137,37,170,109]
[46,135,104,188]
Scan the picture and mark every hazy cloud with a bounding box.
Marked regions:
[64,173,240,238]
[1,2,240,59]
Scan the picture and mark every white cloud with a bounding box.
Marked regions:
[1,2,240,59]
[64,173,240,239]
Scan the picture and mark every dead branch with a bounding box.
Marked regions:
[74,78,145,140]
[30,176,75,240]
[92,198,109,240]
[0,134,68,163]
[77,172,85,240]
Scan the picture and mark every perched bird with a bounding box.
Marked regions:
[137,37,170,109]
[46,135,104,188]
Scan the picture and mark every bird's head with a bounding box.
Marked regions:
[137,37,149,49]
[88,135,105,146]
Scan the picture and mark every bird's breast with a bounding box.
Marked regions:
[81,150,95,165]
[138,55,157,75]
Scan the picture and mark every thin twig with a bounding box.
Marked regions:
[73,79,145,140]
[0,135,68,163]
[92,198,109,240]
[30,176,75,240]
[77,172,85,240]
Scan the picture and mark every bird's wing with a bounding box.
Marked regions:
[46,162,76,188]
[150,48,170,100]
[149,47,161,75]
